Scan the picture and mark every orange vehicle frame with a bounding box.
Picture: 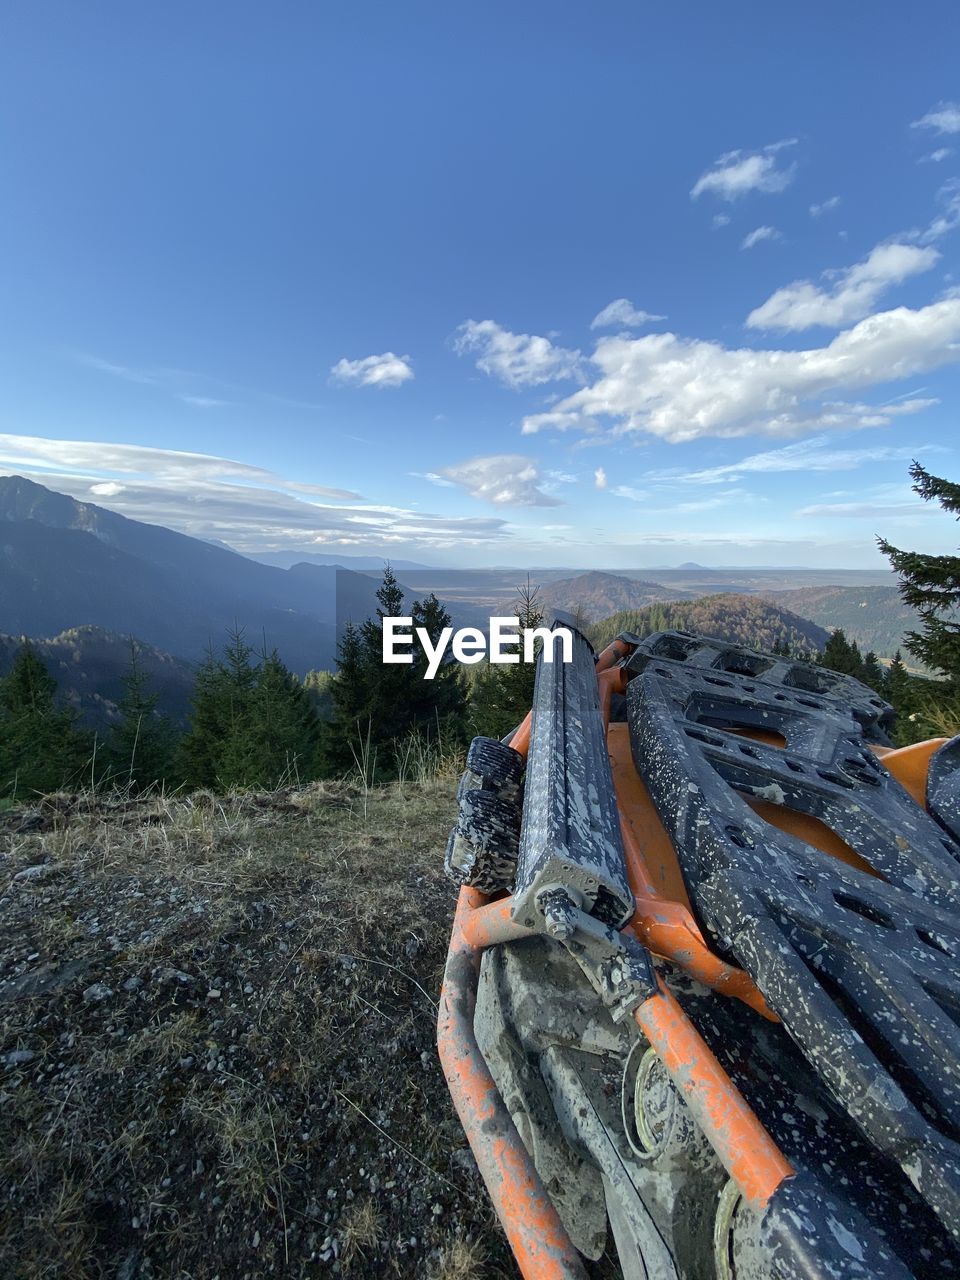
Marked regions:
[437,637,942,1277]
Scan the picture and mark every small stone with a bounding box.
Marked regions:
[207,989,221,1000]
[123,976,143,992]
[83,983,113,1003]
[14,865,47,881]
[252,1230,260,1248]
[4,1049,35,1067]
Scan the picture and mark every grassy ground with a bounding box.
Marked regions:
[0,777,515,1279]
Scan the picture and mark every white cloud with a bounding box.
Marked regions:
[435,454,562,507]
[712,214,731,229]
[594,466,608,490]
[178,394,230,408]
[521,410,598,435]
[912,102,960,135]
[329,352,414,388]
[74,354,162,385]
[747,242,939,331]
[810,196,841,217]
[453,320,582,389]
[670,430,941,486]
[913,179,960,245]
[920,148,953,164]
[741,226,781,250]
[74,352,328,413]
[613,486,750,514]
[0,436,510,552]
[691,140,797,201]
[0,434,362,500]
[521,298,960,444]
[590,299,666,330]
[796,499,933,518]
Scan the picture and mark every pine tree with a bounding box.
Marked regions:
[320,567,467,777]
[179,631,321,791]
[107,640,179,791]
[227,650,321,789]
[214,630,260,784]
[303,669,335,719]
[860,651,885,693]
[819,629,865,679]
[878,462,960,679]
[410,592,467,731]
[176,649,227,788]
[469,579,543,739]
[177,630,256,788]
[883,649,914,727]
[318,623,369,774]
[0,643,93,799]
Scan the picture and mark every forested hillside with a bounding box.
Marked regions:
[0,626,195,725]
[537,571,690,622]
[590,593,828,654]
[762,585,921,659]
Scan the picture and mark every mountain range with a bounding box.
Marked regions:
[0,477,923,726]
[0,475,386,673]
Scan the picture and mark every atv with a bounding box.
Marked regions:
[439,618,960,1278]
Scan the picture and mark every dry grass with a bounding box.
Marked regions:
[339,1197,385,1264]
[912,694,960,741]
[430,1237,489,1280]
[0,778,513,1279]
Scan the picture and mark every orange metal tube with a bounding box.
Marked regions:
[635,981,794,1208]
[878,737,949,808]
[510,711,533,759]
[438,887,588,1280]
[601,679,774,1019]
[460,896,536,949]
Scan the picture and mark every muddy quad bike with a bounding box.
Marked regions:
[438,618,960,1279]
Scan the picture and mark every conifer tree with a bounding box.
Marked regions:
[0,643,93,799]
[469,580,543,740]
[303,669,335,719]
[178,630,320,791]
[878,462,960,679]
[176,648,227,789]
[320,566,467,777]
[177,630,256,788]
[819,629,865,679]
[884,650,912,710]
[860,651,885,693]
[107,640,179,791]
[225,650,321,789]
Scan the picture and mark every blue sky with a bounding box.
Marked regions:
[1,1,959,567]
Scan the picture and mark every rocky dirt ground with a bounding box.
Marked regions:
[0,779,524,1279]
